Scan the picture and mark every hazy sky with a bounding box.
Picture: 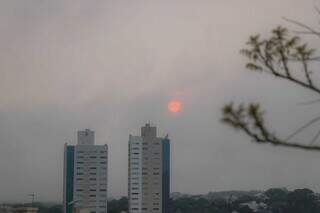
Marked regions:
[1,0,320,202]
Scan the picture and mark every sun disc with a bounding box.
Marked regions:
[168,100,182,113]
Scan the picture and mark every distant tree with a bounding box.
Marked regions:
[46,205,62,213]
[107,197,128,213]
[222,12,320,151]
[235,195,257,205]
[171,197,195,213]
[212,197,227,208]
[265,188,289,203]
[175,208,182,213]
[285,188,320,213]
[238,205,254,213]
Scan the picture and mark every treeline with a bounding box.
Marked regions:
[170,188,320,213]
[3,188,320,213]
[5,203,62,213]
[102,188,320,213]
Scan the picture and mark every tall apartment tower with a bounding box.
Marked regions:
[128,124,170,213]
[63,129,108,213]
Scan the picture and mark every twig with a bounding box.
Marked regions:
[309,129,320,144]
[297,99,320,105]
[283,17,320,37]
[285,116,320,141]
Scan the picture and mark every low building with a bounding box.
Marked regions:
[0,205,14,213]
[13,207,39,213]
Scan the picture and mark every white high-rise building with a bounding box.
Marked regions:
[63,129,108,213]
[128,124,170,213]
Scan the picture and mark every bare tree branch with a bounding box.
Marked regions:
[242,26,320,96]
[297,99,320,105]
[222,103,320,151]
[292,30,318,35]
[222,20,320,151]
[314,4,320,17]
[309,130,320,145]
[283,17,320,37]
[284,116,320,141]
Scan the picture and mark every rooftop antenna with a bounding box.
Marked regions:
[28,193,35,206]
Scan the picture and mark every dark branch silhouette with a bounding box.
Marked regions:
[222,103,320,151]
[283,17,320,38]
[222,23,320,151]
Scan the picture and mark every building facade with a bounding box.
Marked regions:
[13,208,39,213]
[63,129,108,213]
[128,124,170,213]
[0,206,39,213]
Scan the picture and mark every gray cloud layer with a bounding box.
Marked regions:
[1,0,320,202]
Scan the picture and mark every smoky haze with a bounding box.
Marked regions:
[0,0,320,202]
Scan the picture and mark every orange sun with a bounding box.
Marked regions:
[168,100,182,113]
